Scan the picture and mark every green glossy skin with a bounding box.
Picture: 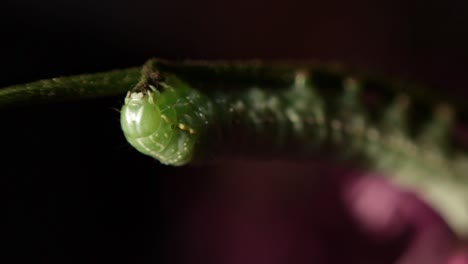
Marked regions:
[120,59,468,237]
[121,74,216,165]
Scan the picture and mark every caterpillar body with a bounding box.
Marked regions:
[121,59,468,236]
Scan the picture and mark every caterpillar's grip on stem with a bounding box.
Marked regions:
[121,59,468,237]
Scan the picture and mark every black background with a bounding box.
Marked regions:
[2,0,468,263]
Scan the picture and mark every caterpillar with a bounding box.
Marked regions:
[1,58,468,238]
[121,59,468,238]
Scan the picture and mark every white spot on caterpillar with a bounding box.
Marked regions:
[130,92,144,100]
[286,108,303,131]
[125,105,145,123]
[177,123,197,134]
[286,109,300,123]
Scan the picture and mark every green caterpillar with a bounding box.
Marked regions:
[120,59,466,168]
[1,58,468,238]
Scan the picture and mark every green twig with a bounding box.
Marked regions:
[0,67,140,108]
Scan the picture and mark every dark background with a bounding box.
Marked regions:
[2,0,467,263]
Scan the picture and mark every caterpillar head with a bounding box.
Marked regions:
[120,84,197,166]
